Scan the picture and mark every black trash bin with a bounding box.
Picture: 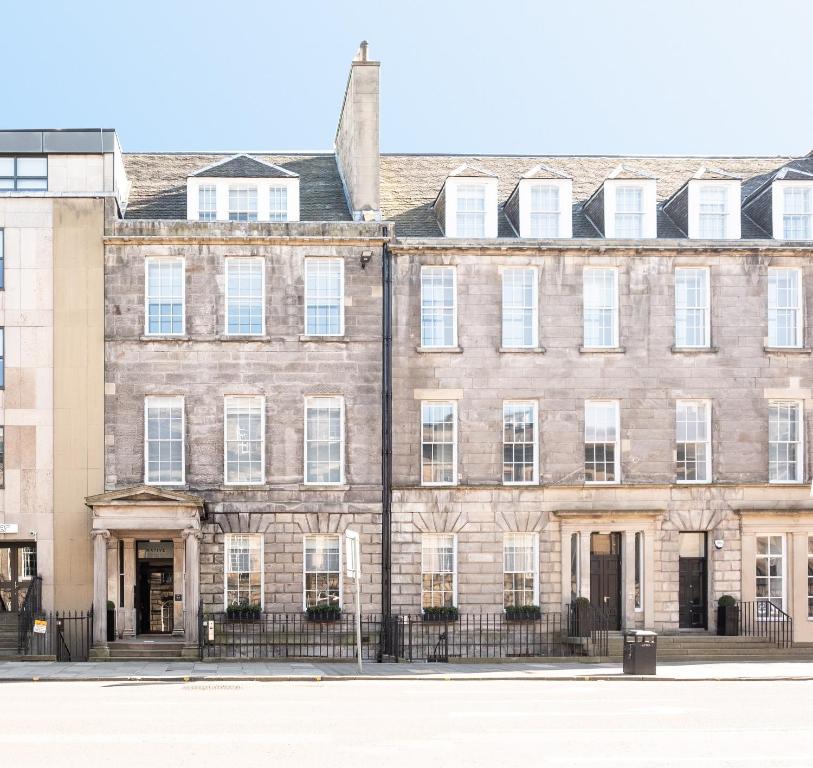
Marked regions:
[622,630,656,675]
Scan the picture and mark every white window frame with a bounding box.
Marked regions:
[304,257,345,337]
[420,266,458,348]
[755,534,786,617]
[634,532,644,611]
[455,183,486,238]
[228,185,258,222]
[225,257,265,336]
[767,267,803,348]
[198,185,217,221]
[674,267,711,348]
[781,186,812,241]
[502,401,539,485]
[223,395,265,486]
[223,533,264,610]
[503,532,539,609]
[697,186,728,239]
[268,185,289,222]
[420,400,458,487]
[768,400,804,484]
[421,533,458,609]
[144,257,185,337]
[584,400,620,485]
[303,395,345,486]
[303,534,342,610]
[675,400,712,484]
[501,267,538,349]
[583,267,619,349]
[144,395,185,486]
[529,185,561,238]
[613,185,644,238]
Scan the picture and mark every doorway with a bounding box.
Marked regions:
[135,541,174,634]
[590,533,621,630]
[0,543,37,613]
[678,532,707,629]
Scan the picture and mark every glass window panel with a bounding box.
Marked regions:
[583,268,617,348]
[676,401,711,482]
[145,397,184,484]
[503,402,537,483]
[768,402,802,482]
[615,186,643,238]
[226,258,264,335]
[224,534,263,608]
[16,158,47,177]
[305,397,343,483]
[198,185,217,221]
[755,535,784,613]
[584,401,618,483]
[698,187,727,238]
[421,266,456,347]
[675,268,709,347]
[501,268,537,348]
[305,258,343,335]
[456,184,486,237]
[225,396,264,484]
[421,534,456,608]
[421,402,456,485]
[783,188,812,240]
[228,186,258,222]
[503,533,536,607]
[304,535,341,608]
[529,185,560,237]
[768,269,801,348]
[269,186,288,222]
[146,258,184,335]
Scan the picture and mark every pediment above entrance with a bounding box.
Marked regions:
[86,485,204,508]
[86,485,203,533]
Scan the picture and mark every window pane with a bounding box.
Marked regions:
[783,188,812,240]
[503,533,536,607]
[583,269,617,347]
[145,397,184,484]
[502,268,536,347]
[16,158,47,177]
[503,403,536,483]
[456,184,486,237]
[226,258,264,335]
[305,259,343,335]
[584,401,618,482]
[675,268,709,347]
[768,269,801,347]
[421,402,456,484]
[615,186,643,238]
[421,266,456,347]
[225,396,264,484]
[228,186,258,222]
[422,534,456,608]
[225,534,262,608]
[269,186,288,222]
[146,259,184,335]
[198,185,216,221]
[305,397,343,483]
[698,187,727,238]
[304,535,341,608]
[769,402,802,482]
[676,401,710,482]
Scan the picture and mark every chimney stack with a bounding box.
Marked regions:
[335,41,380,221]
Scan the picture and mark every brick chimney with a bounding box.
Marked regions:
[335,41,380,221]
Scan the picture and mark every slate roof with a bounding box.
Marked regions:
[378,154,797,238]
[189,153,298,178]
[123,153,350,220]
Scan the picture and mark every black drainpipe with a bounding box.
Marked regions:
[381,228,393,649]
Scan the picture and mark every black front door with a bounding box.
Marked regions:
[136,563,174,634]
[590,533,622,630]
[679,558,708,629]
[0,543,37,613]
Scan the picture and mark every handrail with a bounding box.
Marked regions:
[736,600,793,648]
[17,576,42,654]
[565,602,610,657]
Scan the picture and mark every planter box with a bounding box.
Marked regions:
[717,605,738,636]
[422,609,459,622]
[505,607,542,621]
[305,610,342,622]
[225,613,261,623]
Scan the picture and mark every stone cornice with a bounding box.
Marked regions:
[104,235,388,247]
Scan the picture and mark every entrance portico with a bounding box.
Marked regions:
[85,486,203,659]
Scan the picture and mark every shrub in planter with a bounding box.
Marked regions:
[422,605,459,622]
[226,602,262,622]
[505,604,541,621]
[572,596,593,638]
[717,594,738,636]
[305,604,342,622]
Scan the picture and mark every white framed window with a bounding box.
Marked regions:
[676,400,712,483]
[304,396,344,485]
[634,532,643,611]
[768,401,803,483]
[755,535,785,615]
[421,401,457,486]
[807,537,813,619]
[503,402,538,484]
[304,258,344,336]
[144,395,184,485]
[304,534,341,609]
[421,534,457,608]
[675,267,710,348]
[503,533,539,608]
[225,257,264,336]
[19,545,37,580]
[0,156,47,190]
[224,396,265,485]
[783,187,812,240]
[198,185,216,221]
[583,267,618,348]
[420,266,457,348]
[268,186,288,222]
[145,257,185,336]
[698,187,727,238]
[228,185,258,222]
[767,268,802,348]
[529,185,560,237]
[584,400,619,484]
[614,186,644,238]
[501,267,538,348]
[456,184,486,237]
[224,533,263,609]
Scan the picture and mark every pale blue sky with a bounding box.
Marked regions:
[2,0,811,156]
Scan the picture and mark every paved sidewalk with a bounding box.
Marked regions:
[1,659,812,682]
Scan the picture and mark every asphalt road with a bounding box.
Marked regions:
[1,679,811,767]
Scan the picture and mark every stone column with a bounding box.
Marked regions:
[172,537,184,636]
[579,530,592,600]
[91,529,110,650]
[122,538,136,637]
[182,528,202,648]
[106,537,118,637]
[622,530,635,630]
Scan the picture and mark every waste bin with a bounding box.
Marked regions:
[622,630,656,675]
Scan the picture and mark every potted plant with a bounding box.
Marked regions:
[305,603,342,622]
[226,601,262,622]
[505,604,541,621]
[106,600,116,642]
[717,595,739,636]
[572,596,593,638]
[422,605,459,622]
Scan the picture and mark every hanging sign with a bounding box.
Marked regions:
[137,541,174,559]
[33,619,47,634]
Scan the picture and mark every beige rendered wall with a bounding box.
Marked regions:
[52,198,104,610]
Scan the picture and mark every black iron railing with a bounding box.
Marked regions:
[199,612,383,660]
[564,602,610,657]
[737,600,793,648]
[17,608,93,661]
[17,576,42,653]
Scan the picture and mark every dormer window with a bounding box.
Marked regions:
[456,184,486,237]
[783,187,812,240]
[198,185,216,221]
[614,186,644,238]
[186,154,299,223]
[506,165,572,239]
[530,185,560,237]
[698,187,727,238]
[228,186,258,222]
[0,156,48,191]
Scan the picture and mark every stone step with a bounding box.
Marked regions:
[108,650,187,659]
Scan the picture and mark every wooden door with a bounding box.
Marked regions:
[590,533,622,630]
